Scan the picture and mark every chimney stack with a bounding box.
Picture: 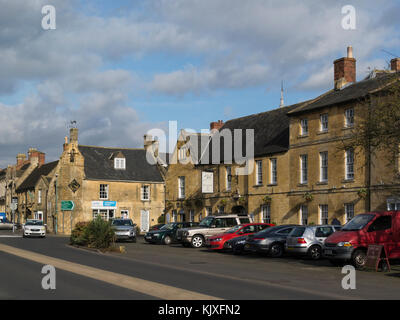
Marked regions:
[210,120,224,131]
[334,46,356,90]
[28,148,45,166]
[16,153,26,167]
[144,134,159,157]
[391,58,400,72]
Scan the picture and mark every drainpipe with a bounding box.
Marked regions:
[54,174,58,234]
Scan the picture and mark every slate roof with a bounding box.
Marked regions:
[16,161,59,192]
[78,146,164,182]
[289,72,400,115]
[197,102,308,164]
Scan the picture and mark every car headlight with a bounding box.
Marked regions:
[153,233,160,237]
[337,242,352,247]
[237,240,246,244]
[214,238,222,242]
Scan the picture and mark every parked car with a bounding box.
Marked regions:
[206,223,274,251]
[285,225,341,260]
[110,218,137,242]
[23,219,46,238]
[224,235,252,254]
[176,214,253,248]
[0,218,15,230]
[323,211,400,269]
[149,223,165,231]
[244,225,298,257]
[144,222,199,245]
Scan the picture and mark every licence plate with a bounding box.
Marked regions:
[324,250,333,255]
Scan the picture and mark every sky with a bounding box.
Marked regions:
[0,0,399,167]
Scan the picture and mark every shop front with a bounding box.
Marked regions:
[92,201,117,220]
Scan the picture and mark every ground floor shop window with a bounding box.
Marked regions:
[93,209,115,221]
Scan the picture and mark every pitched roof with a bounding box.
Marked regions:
[289,72,400,115]
[16,161,59,192]
[197,103,306,164]
[78,146,164,182]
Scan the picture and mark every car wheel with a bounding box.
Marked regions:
[270,243,284,258]
[163,236,171,245]
[352,249,367,270]
[308,245,322,260]
[191,235,204,248]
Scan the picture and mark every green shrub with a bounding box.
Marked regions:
[70,217,116,249]
[70,221,90,246]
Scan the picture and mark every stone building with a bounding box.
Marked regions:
[3,148,46,222]
[15,160,58,224]
[165,47,400,225]
[45,128,165,235]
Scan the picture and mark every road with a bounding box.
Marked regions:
[0,231,400,300]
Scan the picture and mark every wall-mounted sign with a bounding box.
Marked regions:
[91,201,117,209]
[202,171,214,193]
[61,200,75,211]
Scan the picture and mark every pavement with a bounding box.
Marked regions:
[0,231,400,300]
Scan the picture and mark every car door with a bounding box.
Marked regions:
[315,226,335,244]
[366,215,394,255]
[206,218,228,237]
[274,227,295,244]
[238,225,257,237]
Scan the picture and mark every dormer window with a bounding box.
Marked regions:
[114,158,126,170]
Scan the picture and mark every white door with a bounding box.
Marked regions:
[140,210,150,232]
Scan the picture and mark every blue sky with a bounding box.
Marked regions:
[0,0,399,166]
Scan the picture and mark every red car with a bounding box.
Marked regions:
[206,223,275,251]
[324,211,400,269]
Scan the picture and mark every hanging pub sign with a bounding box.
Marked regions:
[202,171,214,193]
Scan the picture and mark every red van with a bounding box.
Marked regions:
[323,211,400,269]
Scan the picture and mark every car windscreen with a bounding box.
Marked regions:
[342,214,375,231]
[111,220,133,226]
[199,216,214,227]
[160,223,175,230]
[290,227,306,237]
[25,221,43,226]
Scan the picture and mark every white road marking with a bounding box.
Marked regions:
[0,244,222,300]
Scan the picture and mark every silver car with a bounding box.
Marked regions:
[285,225,341,260]
[0,219,16,230]
[110,219,137,242]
